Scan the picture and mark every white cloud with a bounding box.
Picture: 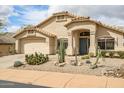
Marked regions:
[11,5,124,27]
[1,5,124,32]
[0,6,13,21]
[5,25,20,32]
[48,5,124,25]
[20,10,49,25]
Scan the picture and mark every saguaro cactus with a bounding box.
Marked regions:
[58,39,65,63]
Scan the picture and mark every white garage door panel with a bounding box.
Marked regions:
[24,42,46,54]
[21,37,49,54]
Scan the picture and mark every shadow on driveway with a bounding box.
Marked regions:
[0,80,50,88]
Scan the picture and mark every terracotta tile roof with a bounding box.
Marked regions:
[0,32,15,44]
[13,26,56,38]
[36,11,90,27]
[13,11,124,38]
[65,17,124,33]
[36,11,124,33]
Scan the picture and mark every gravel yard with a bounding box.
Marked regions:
[10,55,124,76]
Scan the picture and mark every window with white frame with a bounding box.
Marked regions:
[97,38,115,50]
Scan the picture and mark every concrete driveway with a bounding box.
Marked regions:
[0,54,25,68]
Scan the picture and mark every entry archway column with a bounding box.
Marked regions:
[89,30,96,55]
[66,32,74,55]
[15,39,20,53]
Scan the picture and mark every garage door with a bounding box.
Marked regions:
[20,37,48,54]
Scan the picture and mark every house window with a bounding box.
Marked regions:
[57,38,68,49]
[97,38,114,50]
[80,32,90,36]
[28,30,34,34]
[57,15,64,20]
[27,30,36,36]
[56,15,66,22]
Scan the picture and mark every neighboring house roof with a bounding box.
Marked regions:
[0,32,15,44]
[13,26,56,38]
[65,16,124,33]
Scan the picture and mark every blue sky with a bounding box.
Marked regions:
[1,5,124,32]
[8,6,48,26]
[1,5,49,32]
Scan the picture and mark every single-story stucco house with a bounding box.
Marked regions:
[13,11,124,55]
[0,32,15,56]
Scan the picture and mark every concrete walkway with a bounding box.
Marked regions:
[0,54,25,68]
[0,69,124,88]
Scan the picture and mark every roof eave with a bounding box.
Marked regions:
[13,27,56,38]
[65,20,124,34]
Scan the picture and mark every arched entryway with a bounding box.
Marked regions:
[79,31,90,55]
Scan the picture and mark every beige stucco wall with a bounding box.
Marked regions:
[96,25,124,51]
[38,16,72,38]
[49,37,56,54]
[0,44,15,56]
[14,14,124,55]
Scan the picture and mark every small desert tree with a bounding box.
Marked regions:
[90,46,102,69]
[74,47,78,66]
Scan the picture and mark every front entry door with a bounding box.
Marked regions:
[79,38,90,55]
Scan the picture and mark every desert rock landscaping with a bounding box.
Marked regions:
[10,54,124,78]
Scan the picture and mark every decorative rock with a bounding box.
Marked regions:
[54,61,66,67]
[105,53,109,57]
[90,65,98,69]
[77,62,83,66]
[58,62,66,67]
[102,68,115,76]
[54,61,59,66]
[70,60,76,65]
[113,53,120,58]
[14,61,23,67]
[85,60,91,64]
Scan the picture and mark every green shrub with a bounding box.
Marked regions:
[25,52,49,65]
[89,52,94,57]
[101,51,106,57]
[117,51,124,59]
[81,55,89,59]
[14,61,23,67]
[109,51,115,58]
[100,51,124,59]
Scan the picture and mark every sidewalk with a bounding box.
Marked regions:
[0,69,124,88]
